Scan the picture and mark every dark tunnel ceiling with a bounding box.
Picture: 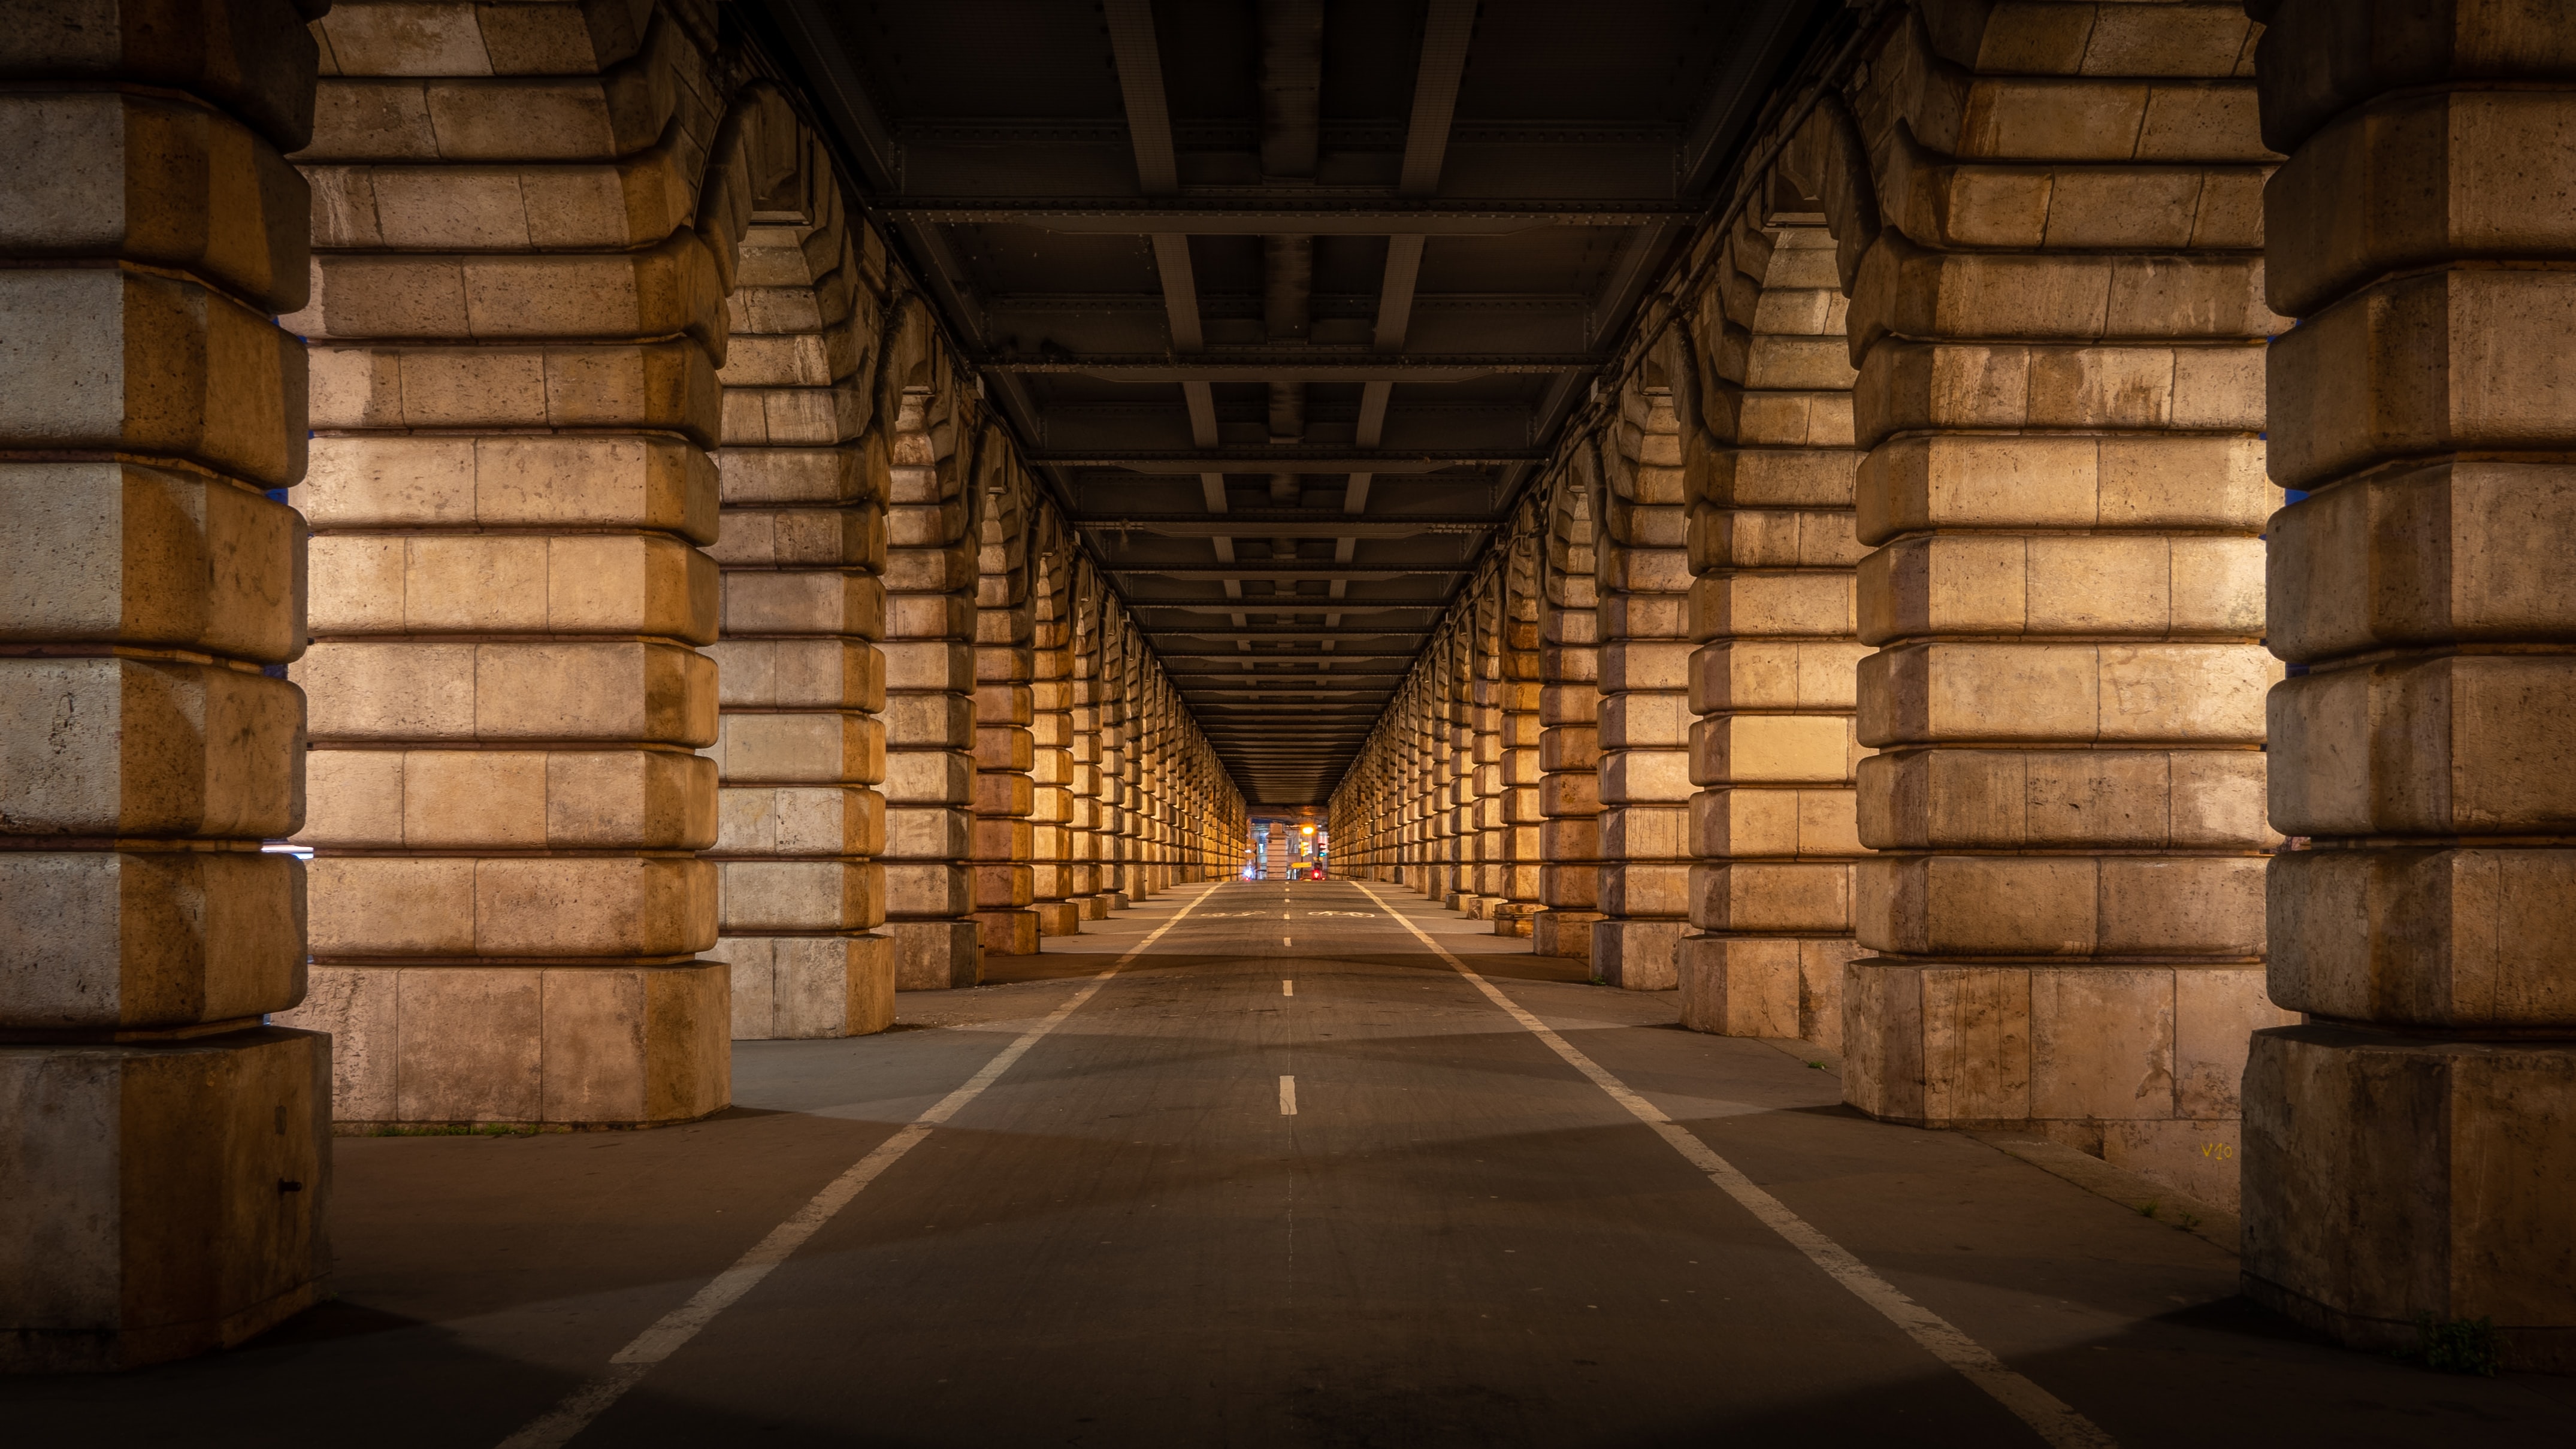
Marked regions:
[755,0,1828,804]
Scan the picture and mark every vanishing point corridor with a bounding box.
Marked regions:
[10,881,2572,1446]
[11,1,2576,1437]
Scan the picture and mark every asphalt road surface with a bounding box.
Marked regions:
[8,880,2572,1447]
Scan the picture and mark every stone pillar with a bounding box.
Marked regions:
[287,10,729,1126]
[1839,7,2288,1202]
[0,2,331,1368]
[881,345,981,989]
[1435,634,1468,906]
[1139,673,1168,895]
[1068,568,1108,918]
[1118,636,1149,903]
[1467,583,1508,919]
[970,449,1038,955]
[1128,650,1150,900]
[1029,540,1080,935]
[2241,0,2576,1368]
[1594,391,1695,987]
[1099,614,1133,910]
[1537,460,1605,958]
[1494,531,1548,935]
[706,209,894,1042]
[1676,207,1869,1049]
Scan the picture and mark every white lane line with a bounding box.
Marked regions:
[1282,979,1294,997]
[496,885,1222,1449]
[1279,1075,1298,1115]
[1350,882,2117,1449]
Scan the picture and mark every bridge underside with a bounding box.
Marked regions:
[2,0,2574,1400]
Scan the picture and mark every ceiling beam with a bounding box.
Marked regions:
[987,353,1600,381]
[1035,449,1535,473]
[1108,565,1459,582]
[881,199,1695,234]
[1074,513,1491,537]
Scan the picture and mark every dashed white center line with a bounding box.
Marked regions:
[1278,1076,1298,1115]
[1282,980,1295,997]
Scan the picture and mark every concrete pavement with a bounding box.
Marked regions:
[4,879,2570,1446]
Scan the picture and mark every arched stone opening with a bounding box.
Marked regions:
[970,433,1039,956]
[1533,446,1606,960]
[1672,167,1870,1051]
[699,104,897,1042]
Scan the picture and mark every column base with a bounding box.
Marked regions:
[1103,892,1131,913]
[284,962,730,1127]
[1033,902,1083,936]
[2241,1024,2576,1371]
[1459,895,1492,919]
[1075,894,1110,920]
[722,934,895,1040]
[1676,934,1857,1052]
[0,1028,329,1371]
[1490,902,1538,937]
[1591,919,1685,990]
[976,909,1041,956]
[1842,957,2291,1208]
[888,920,982,990]
[1532,910,1601,961]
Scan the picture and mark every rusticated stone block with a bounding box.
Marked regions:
[297,639,717,745]
[1860,533,2263,642]
[2250,0,2576,156]
[708,712,884,787]
[0,269,306,486]
[299,435,718,543]
[1858,640,2273,746]
[1677,934,1854,1050]
[2242,1024,2576,1371]
[710,640,883,712]
[305,855,716,958]
[294,234,725,354]
[2267,462,2576,660]
[2267,268,2576,490]
[2269,847,2576,1029]
[1856,432,2268,544]
[0,659,303,840]
[1858,852,2264,957]
[1591,918,1685,991]
[717,861,883,933]
[309,533,716,641]
[282,961,728,1127]
[1691,786,1861,858]
[2269,655,2576,835]
[2266,89,2576,317]
[301,747,714,852]
[306,341,720,447]
[888,920,980,991]
[1857,746,2268,851]
[715,785,884,858]
[0,851,303,1032]
[721,934,894,1040]
[0,462,303,661]
[0,1028,329,1371]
